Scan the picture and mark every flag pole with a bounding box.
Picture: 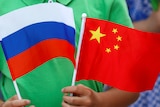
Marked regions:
[13,80,22,100]
[48,0,53,3]
[71,13,87,86]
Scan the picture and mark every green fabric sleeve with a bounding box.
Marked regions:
[151,0,160,10]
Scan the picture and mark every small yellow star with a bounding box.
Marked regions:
[105,48,111,53]
[116,36,122,41]
[112,28,118,34]
[90,26,106,43]
[114,44,120,50]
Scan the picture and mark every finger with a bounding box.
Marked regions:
[62,100,70,107]
[3,99,30,107]
[62,84,90,96]
[8,95,18,101]
[62,100,80,107]
[63,95,82,106]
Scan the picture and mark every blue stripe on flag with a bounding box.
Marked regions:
[2,22,75,59]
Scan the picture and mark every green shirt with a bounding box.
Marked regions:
[0,0,133,107]
[151,0,160,10]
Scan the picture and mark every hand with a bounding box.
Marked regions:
[61,84,100,107]
[0,95,34,107]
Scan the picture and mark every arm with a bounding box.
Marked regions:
[0,99,4,107]
[133,7,160,32]
[62,84,139,107]
[0,95,32,107]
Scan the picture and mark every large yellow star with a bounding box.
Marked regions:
[89,27,106,43]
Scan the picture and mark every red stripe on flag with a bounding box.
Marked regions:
[8,39,75,80]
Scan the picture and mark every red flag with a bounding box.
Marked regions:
[76,17,160,92]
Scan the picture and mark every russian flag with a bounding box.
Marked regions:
[0,3,76,80]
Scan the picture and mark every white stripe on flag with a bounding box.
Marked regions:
[0,3,75,40]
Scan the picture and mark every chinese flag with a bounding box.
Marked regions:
[76,18,160,92]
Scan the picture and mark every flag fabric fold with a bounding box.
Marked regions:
[0,3,76,80]
[76,17,160,92]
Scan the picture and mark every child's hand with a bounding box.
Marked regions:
[0,95,34,107]
[61,84,100,107]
